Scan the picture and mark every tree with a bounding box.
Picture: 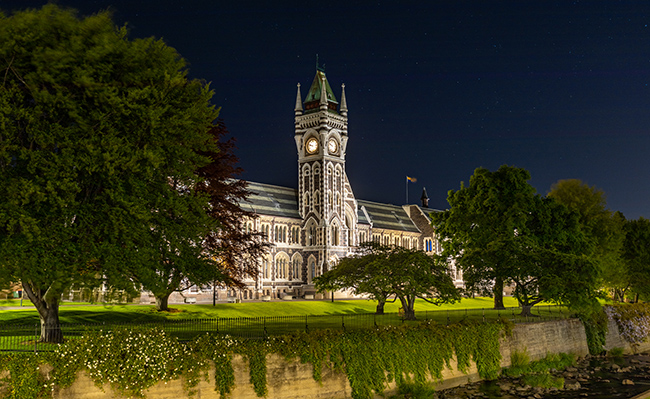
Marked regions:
[315,243,460,320]
[0,5,219,341]
[314,242,395,315]
[432,166,598,314]
[196,121,269,297]
[432,166,537,309]
[622,217,650,301]
[548,179,625,299]
[387,248,461,320]
[513,196,597,315]
[133,120,271,311]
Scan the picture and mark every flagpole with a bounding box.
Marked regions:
[405,176,408,204]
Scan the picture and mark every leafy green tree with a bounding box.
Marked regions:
[522,196,598,314]
[132,121,270,311]
[548,179,625,299]
[432,166,537,309]
[622,217,650,301]
[0,6,219,340]
[387,248,461,320]
[315,243,460,320]
[433,166,597,314]
[314,242,396,315]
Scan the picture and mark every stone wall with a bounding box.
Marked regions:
[3,318,632,399]
[604,319,650,354]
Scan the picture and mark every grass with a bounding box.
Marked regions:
[504,351,575,389]
[0,297,570,337]
[0,298,570,351]
[0,297,533,325]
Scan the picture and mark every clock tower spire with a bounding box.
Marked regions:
[294,68,357,281]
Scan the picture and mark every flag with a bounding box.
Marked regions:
[406,176,417,183]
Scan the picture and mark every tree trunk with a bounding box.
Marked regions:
[22,282,63,343]
[493,277,506,309]
[375,299,385,315]
[399,295,417,321]
[155,292,171,311]
[519,304,539,318]
[40,304,63,343]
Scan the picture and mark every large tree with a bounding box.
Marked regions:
[432,166,598,313]
[432,166,537,309]
[133,120,270,311]
[196,121,269,296]
[315,243,460,320]
[548,179,625,299]
[622,217,650,301]
[512,196,597,315]
[0,5,219,341]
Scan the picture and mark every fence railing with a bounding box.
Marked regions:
[0,305,569,353]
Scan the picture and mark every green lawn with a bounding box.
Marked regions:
[0,297,570,350]
[0,296,526,325]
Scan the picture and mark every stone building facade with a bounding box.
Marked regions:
[227,68,463,301]
[158,68,462,304]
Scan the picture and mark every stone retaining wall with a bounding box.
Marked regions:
[3,318,640,399]
[44,319,589,399]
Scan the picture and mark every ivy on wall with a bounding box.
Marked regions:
[0,320,508,399]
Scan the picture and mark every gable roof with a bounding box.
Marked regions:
[357,200,421,233]
[241,182,423,234]
[241,182,300,219]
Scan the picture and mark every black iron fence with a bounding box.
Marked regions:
[0,305,569,353]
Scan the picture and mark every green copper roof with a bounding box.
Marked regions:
[304,70,338,104]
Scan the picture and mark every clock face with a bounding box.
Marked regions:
[328,138,339,154]
[306,137,319,154]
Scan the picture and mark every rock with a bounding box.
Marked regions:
[631,358,640,364]
[623,379,635,385]
[566,367,578,372]
[565,381,582,390]
[498,382,513,391]
[611,363,621,371]
[602,379,610,383]
[594,367,601,372]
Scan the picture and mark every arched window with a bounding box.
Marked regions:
[292,255,302,280]
[275,253,289,279]
[308,257,317,282]
[314,191,320,215]
[308,224,316,246]
[425,238,433,252]
[263,257,270,279]
[331,225,339,246]
[303,192,310,215]
[261,224,270,240]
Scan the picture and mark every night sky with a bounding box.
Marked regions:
[3,1,650,219]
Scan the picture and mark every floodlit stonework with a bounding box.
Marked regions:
[167,68,463,303]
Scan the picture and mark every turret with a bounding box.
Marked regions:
[421,187,429,208]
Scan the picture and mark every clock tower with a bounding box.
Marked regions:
[294,68,358,281]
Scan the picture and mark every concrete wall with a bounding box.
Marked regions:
[0,318,619,399]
